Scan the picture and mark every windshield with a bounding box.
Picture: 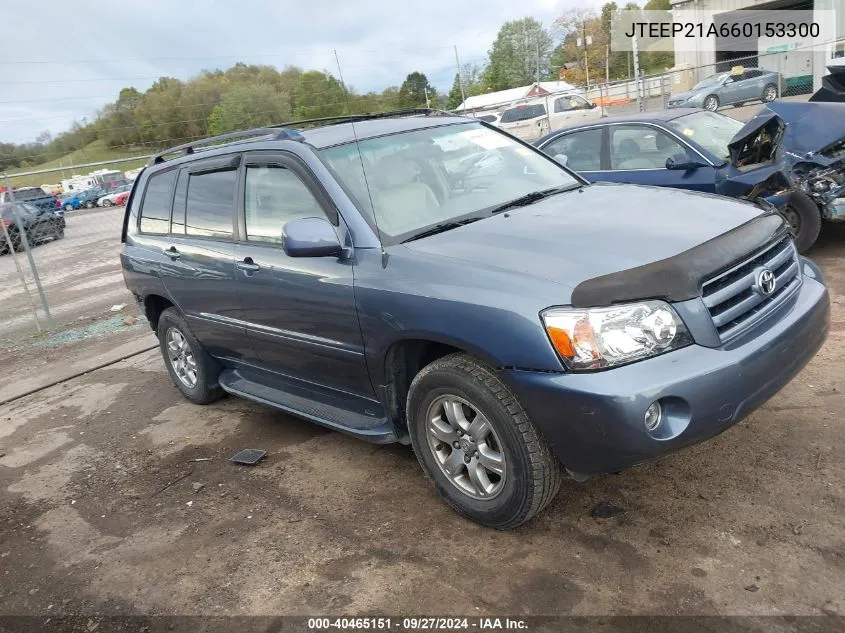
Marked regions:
[500,104,546,123]
[693,73,728,90]
[667,111,744,161]
[320,122,579,243]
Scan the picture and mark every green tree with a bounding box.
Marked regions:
[398,72,435,108]
[446,74,464,109]
[207,83,292,135]
[293,71,347,120]
[484,18,553,91]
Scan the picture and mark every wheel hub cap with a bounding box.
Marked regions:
[425,395,506,500]
[166,328,198,388]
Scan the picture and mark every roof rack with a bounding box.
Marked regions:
[148,127,304,165]
[273,108,450,129]
[148,108,458,166]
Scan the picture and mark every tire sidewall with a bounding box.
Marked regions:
[762,84,778,102]
[785,191,821,253]
[705,95,719,111]
[157,308,220,403]
[407,362,537,527]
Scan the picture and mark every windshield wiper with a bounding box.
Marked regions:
[402,217,483,243]
[487,184,580,215]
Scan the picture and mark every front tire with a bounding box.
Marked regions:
[762,83,778,103]
[157,307,224,404]
[102,199,113,207]
[703,95,719,111]
[782,190,821,253]
[407,353,561,529]
[84,201,95,209]
[64,204,74,212]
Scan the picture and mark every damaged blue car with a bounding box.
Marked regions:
[534,101,845,252]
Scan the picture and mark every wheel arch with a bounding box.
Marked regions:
[143,294,177,333]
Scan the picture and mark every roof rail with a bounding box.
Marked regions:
[147,109,457,166]
[148,127,304,165]
[274,108,451,129]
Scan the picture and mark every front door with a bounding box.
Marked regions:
[232,151,374,399]
[598,124,717,192]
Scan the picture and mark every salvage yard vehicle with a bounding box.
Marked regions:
[121,110,829,529]
[1,202,65,255]
[667,68,781,111]
[533,102,845,252]
[499,94,603,142]
[97,183,133,207]
[0,186,60,212]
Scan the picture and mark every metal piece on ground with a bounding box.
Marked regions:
[231,449,267,465]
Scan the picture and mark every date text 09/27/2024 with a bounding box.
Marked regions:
[307,617,530,630]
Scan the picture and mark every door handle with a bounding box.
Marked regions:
[165,246,181,260]
[237,257,260,273]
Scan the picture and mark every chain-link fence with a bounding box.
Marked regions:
[458,37,845,141]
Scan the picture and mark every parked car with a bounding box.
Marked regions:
[0,202,65,255]
[114,191,131,206]
[97,183,133,207]
[533,102,845,252]
[122,112,829,528]
[810,57,845,103]
[0,187,60,212]
[61,188,104,211]
[668,68,781,112]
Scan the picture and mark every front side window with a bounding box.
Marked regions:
[244,166,326,244]
[320,122,579,243]
[185,170,236,238]
[554,95,591,112]
[139,169,177,233]
[609,125,686,170]
[543,128,603,171]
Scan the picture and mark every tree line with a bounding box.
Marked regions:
[1,0,672,173]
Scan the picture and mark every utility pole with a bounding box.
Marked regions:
[578,22,591,88]
[606,43,610,84]
[453,45,467,107]
[424,87,431,108]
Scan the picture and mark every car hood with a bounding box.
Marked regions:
[404,183,763,291]
[728,101,845,158]
[670,88,704,101]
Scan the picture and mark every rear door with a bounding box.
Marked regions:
[598,124,717,192]
[539,127,605,180]
[231,151,373,398]
[155,155,248,360]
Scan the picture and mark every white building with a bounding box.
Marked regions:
[455,81,581,113]
[669,0,845,92]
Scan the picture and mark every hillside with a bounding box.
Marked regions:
[7,140,150,188]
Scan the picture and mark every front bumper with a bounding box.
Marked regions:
[501,275,830,475]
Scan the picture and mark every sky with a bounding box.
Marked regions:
[0,0,601,145]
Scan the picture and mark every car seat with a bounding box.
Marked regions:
[371,157,440,235]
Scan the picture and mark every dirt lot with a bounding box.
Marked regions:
[1,221,844,626]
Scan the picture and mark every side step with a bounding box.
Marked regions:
[218,368,402,444]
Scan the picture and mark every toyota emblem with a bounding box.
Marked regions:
[757,269,776,296]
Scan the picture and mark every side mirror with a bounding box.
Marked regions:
[589,102,597,109]
[282,217,343,258]
[666,153,707,171]
[554,153,570,167]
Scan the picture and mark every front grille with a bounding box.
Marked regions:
[701,235,801,342]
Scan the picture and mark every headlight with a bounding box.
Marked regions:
[541,300,692,371]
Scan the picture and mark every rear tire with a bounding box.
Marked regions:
[782,191,821,253]
[102,199,113,207]
[157,307,224,405]
[407,353,561,529]
[762,83,778,103]
[84,201,94,209]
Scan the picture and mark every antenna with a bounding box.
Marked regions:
[333,50,385,254]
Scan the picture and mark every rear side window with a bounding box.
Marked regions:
[500,104,546,123]
[185,170,236,238]
[139,170,177,234]
[14,189,46,201]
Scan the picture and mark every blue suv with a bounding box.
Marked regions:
[121,110,829,528]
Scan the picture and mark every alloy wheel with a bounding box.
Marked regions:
[166,327,198,388]
[425,394,507,500]
[704,96,718,111]
[764,86,777,102]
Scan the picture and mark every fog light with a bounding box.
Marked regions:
[644,401,662,432]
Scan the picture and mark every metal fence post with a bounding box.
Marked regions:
[661,74,669,108]
[0,213,42,333]
[3,174,54,330]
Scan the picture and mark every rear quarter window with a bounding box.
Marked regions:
[139,170,177,234]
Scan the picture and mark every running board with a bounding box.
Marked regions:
[218,369,401,444]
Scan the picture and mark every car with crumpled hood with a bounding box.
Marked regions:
[121,110,830,529]
[533,101,845,252]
